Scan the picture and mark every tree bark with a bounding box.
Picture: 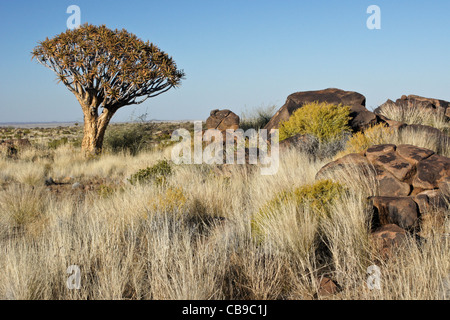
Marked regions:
[81,106,116,157]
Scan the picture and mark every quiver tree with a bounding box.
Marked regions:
[32,24,184,156]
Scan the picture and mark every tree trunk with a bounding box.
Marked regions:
[81,106,116,157]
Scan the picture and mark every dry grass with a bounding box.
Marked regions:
[377,101,449,135]
[337,123,450,158]
[0,138,448,300]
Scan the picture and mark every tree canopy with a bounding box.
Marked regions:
[32,23,185,111]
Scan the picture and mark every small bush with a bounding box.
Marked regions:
[71,137,82,148]
[279,102,351,142]
[252,180,346,240]
[0,144,17,159]
[97,184,116,198]
[128,160,173,186]
[104,121,155,155]
[148,186,188,216]
[48,137,68,149]
[240,105,276,131]
[289,133,351,161]
[0,185,48,229]
[336,123,394,158]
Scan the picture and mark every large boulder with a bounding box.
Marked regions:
[206,109,240,131]
[375,94,450,120]
[264,88,387,132]
[316,144,449,231]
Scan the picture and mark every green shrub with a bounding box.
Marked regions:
[104,121,155,155]
[48,137,68,149]
[71,137,82,148]
[279,102,351,142]
[128,160,173,185]
[251,180,346,240]
[240,105,276,131]
[336,123,394,158]
[97,184,116,198]
[148,186,188,217]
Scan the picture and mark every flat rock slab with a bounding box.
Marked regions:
[366,145,413,181]
[396,144,435,165]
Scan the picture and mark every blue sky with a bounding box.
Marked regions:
[0,0,449,123]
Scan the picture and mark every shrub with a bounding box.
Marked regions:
[252,180,346,240]
[48,137,68,149]
[0,144,17,159]
[0,185,47,229]
[97,184,116,198]
[336,123,394,158]
[279,102,351,142]
[104,121,155,155]
[128,160,173,186]
[289,133,351,161]
[148,186,188,216]
[71,137,82,148]
[240,105,276,131]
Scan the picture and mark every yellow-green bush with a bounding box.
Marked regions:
[251,180,346,240]
[336,123,394,158]
[148,186,188,217]
[279,102,351,142]
[128,160,172,186]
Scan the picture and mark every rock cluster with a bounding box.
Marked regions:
[263,88,402,133]
[375,94,450,120]
[266,89,449,153]
[316,144,449,230]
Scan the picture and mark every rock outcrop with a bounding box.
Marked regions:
[375,94,450,120]
[206,109,240,131]
[264,88,391,132]
[316,144,449,233]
